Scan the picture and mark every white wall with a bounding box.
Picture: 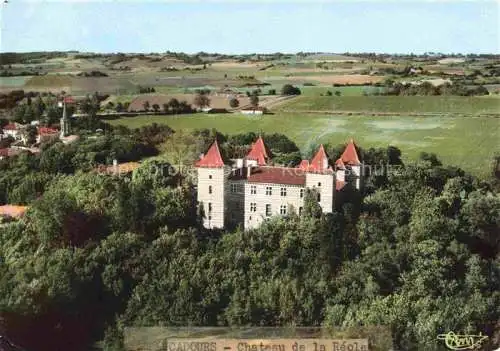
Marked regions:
[336,169,345,182]
[241,110,264,115]
[3,130,19,139]
[197,167,227,229]
[305,173,335,213]
[244,183,304,229]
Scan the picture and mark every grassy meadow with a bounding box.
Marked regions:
[108,112,499,177]
[276,95,500,114]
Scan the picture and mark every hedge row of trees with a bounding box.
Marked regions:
[377,81,490,96]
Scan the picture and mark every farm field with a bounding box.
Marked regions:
[108,112,500,177]
[22,75,137,95]
[276,95,500,115]
[300,85,368,96]
[0,76,35,90]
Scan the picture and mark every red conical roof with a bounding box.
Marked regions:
[195,140,225,168]
[308,144,329,172]
[246,136,269,166]
[297,160,310,170]
[338,139,360,166]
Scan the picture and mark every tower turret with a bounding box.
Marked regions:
[305,144,335,213]
[195,140,228,229]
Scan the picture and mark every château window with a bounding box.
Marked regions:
[208,215,212,220]
[317,193,321,202]
[299,207,303,215]
[209,175,212,179]
[208,202,212,213]
[266,186,272,196]
[250,185,257,194]
[208,185,212,194]
[280,187,287,196]
[250,203,257,212]
[231,183,243,193]
[265,204,272,217]
[300,188,304,198]
[318,182,321,187]
[280,205,287,215]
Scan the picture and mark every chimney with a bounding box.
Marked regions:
[247,165,252,177]
[200,153,204,160]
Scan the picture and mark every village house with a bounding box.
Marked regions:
[0,205,29,221]
[0,147,23,160]
[36,127,60,143]
[196,136,362,230]
[1,123,24,140]
[240,106,267,115]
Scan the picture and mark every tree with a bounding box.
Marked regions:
[115,102,124,113]
[281,84,301,95]
[131,157,177,190]
[33,95,45,119]
[162,103,169,114]
[24,125,38,145]
[302,188,322,219]
[142,101,150,112]
[152,104,160,113]
[419,152,442,167]
[193,93,210,109]
[168,98,180,113]
[249,94,259,108]
[178,101,192,113]
[160,131,198,178]
[229,98,239,108]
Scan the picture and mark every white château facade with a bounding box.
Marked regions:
[196,136,362,230]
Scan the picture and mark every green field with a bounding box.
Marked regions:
[277,96,500,114]
[300,85,368,96]
[108,113,500,177]
[0,76,34,88]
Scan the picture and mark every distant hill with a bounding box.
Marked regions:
[302,53,361,62]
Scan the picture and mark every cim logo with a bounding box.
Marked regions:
[437,331,488,350]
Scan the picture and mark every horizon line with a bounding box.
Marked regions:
[2,50,499,55]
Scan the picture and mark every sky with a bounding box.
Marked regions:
[0,1,498,54]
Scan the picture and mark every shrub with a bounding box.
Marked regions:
[229,98,239,108]
[281,84,301,95]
